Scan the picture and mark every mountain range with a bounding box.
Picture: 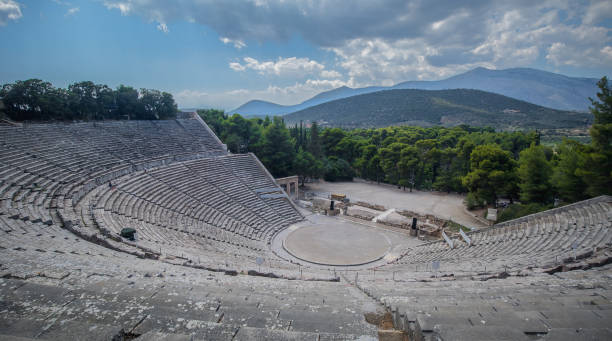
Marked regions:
[230,67,600,117]
[283,89,593,130]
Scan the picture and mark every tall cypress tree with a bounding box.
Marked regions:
[309,121,322,158]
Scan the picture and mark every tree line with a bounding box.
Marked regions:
[200,76,611,221]
[0,79,178,121]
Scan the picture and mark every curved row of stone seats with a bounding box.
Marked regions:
[149,161,270,234]
[0,118,305,280]
[81,161,305,269]
[383,196,611,274]
[87,156,302,243]
[0,217,376,340]
[220,154,303,224]
[0,119,226,223]
[349,263,612,341]
[186,156,302,234]
[176,116,228,152]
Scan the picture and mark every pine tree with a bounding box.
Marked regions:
[577,77,612,196]
[552,140,588,203]
[260,117,296,177]
[517,144,553,203]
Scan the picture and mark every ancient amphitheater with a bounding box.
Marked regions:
[0,115,611,340]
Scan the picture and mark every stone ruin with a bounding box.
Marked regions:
[0,117,610,340]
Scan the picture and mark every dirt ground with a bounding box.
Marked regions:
[303,179,488,229]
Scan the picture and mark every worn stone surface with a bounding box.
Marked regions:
[0,121,610,341]
[283,220,390,266]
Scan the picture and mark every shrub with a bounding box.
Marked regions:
[497,203,552,223]
[465,192,484,210]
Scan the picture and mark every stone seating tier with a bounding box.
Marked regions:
[0,119,304,274]
[382,196,611,274]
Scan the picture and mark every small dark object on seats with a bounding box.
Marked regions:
[120,227,136,241]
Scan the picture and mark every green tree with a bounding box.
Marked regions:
[1,79,71,121]
[308,121,323,158]
[68,81,100,120]
[139,89,178,120]
[552,140,588,203]
[398,145,419,191]
[197,109,227,134]
[321,127,346,156]
[293,147,323,186]
[415,139,440,189]
[462,144,517,205]
[355,144,381,182]
[517,144,553,203]
[576,76,612,196]
[379,142,405,185]
[433,148,462,193]
[116,85,143,120]
[260,117,295,177]
[323,156,354,181]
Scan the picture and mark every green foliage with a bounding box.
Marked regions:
[323,157,354,182]
[321,128,347,156]
[462,144,517,205]
[197,109,226,135]
[260,117,296,177]
[0,79,178,121]
[589,77,612,125]
[552,140,588,203]
[308,121,323,158]
[465,192,484,210]
[576,76,612,197]
[0,99,6,119]
[497,203,552,223]
[517,144,553,204]
[444,220,470,233]
[139,89,178,120]
[293,148,323,186]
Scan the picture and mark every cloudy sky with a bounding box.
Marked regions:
[1,0,611,109]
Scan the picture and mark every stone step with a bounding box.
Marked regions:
[134,326,372,341]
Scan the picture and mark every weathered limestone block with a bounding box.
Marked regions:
[346,205,380,220]
[377,211,412,228]
[312,197,332,210]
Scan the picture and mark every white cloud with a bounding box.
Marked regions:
[156,22,168,33]
[320,70,342,79]
[329,38,494,85]
[229,56,325,77]
[104,1,131,15]
[65,7,79,17]
[584,0,612,25]
[102,0,612,109]
[229,62,246,71]
[0,0,22,26]
[220,37,246,49]
[175,78,352,109]
[102,0,612,80]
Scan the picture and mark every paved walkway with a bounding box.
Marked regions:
[304,179,488,229]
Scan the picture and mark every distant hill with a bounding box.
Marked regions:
[228,100,288,117]
[230,85,384,117]
[230,67,600,116]
[391,67,599,111]
[284,89,593,130]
